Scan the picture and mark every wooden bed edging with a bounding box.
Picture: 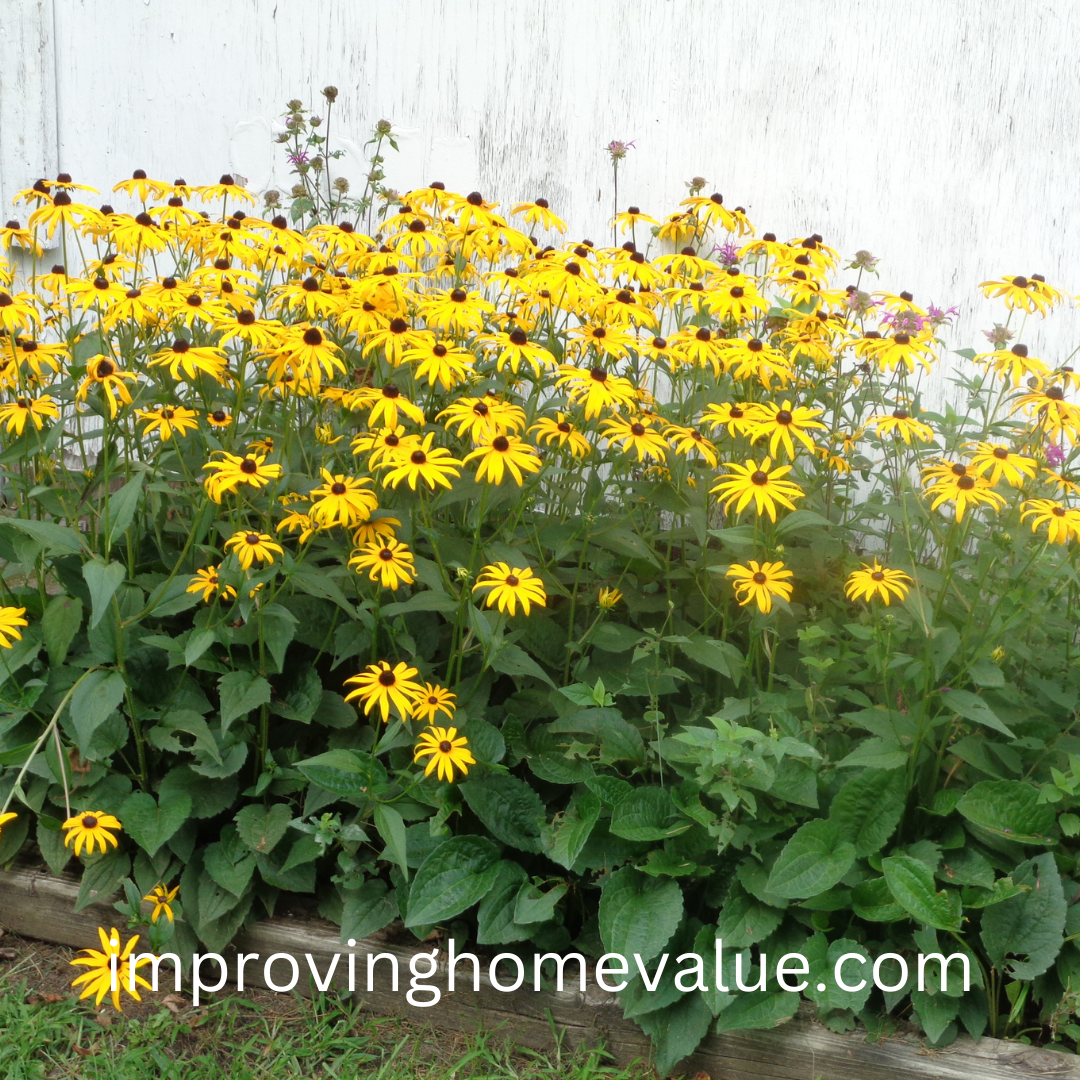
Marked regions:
[1,862,1078,1079]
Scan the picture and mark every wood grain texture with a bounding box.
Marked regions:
[2,861,1078,1079]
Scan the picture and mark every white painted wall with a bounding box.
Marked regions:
[3,0,1078,403]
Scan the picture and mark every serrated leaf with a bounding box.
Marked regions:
[460,774,545,853]
[543,789,600,870]
[105,473,145,549]
[234,803,292,854]
[829,768,905,856]
[490,643,555,688]
[957,779,1056,844]
[882,854,961,931]
[766,820,855,899]
[514,881,567,924]
[609,787,688,841]
[82,559,126,630]
[598,866,682,963]
[41,595,82,666]
[70,670,126,759]
[980,853,1065,978]
[940,688,1015,738]
[218,671,271,733]
[404,835,501,928]
[374,803,409,880]
[477,861,530,945]
[340,879,398,942]
[120,790,191,857]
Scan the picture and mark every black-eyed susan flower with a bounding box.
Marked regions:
[464,434,543,485]
[414,726,475,782]
[113,169,168,202]
[921,462,1006,521]
[202,451,283,502]
[63,811,122,857]
[381,433,462,490]
[0,394,58,435]
[349,538,417,590]
[352,515,401,547]
[360,383,425,429]
[968,442,1038,486]
[308,470,378,528]
[198,173,257,205]
[473,562,547,616]
[1011,385,1080,444]
[409,683,457,724]
[1021,499,1080,545]
[598,587,623,609]
[186,565,237,603]
[529,413,593,457]
[556,364,637,419]
[136,404,199,441]
[403,339,474,389]
[149,338,229,384]
[844,561,913,605]
[601,415,669,462]
[70,927,153,1011]
[613,206,659,234]
[868,408,935,445]
[143,883,180,924]
[483,328,556,377]
[726,560,794,614]
[344,660,425,722]
[711,458,805,522]
[974,343,1051,386]
[979,274,1061,316]
[75,356,138,418]
[749,400,828,458]
[511,198,567,233]
[276,509,318,545]
[721,337,793,389]
[664,424,719,468]
[224,531,283,569]
[419,287,494,335]
[439,395,526,440]
[701,401,760,438]
[352,426,420,471]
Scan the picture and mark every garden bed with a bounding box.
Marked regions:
[2,862,1075,1080]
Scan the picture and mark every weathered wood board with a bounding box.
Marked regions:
[2,862,1077,1079]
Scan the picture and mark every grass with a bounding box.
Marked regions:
[0,939,650,1080]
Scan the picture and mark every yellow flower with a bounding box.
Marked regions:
[202,452,283,502]
[749,400,828,458]
[979,274,1062,316]
[0,605,28,648]
[464,434,543,485]
[0,811,18,842]
[186,565,237,603]
[224,531,283,569]
[601,415,669,463]
[511,198,567,233]
[555,365,638,419]
[414,726,475,782]
[409,683,457,724]
[136,404,199,441]
[143,882,180,924]
[70,927,153,1011]
[844,561,913,605]
[529,413,593,458]
[344,660,425,723]
[598,587,623,609]
[473,562,547,616]
[352,515,401,547]
[348,538,417,590]
[991,646,1006,663]
[63,811,122,857]
[439,395,526,440]
[711,458,805,522]
[921,462,1006,521]
[276,510,319,545]
[968,442,1038,487]
[726,560,794,614]
[149,338,229,383]
[0,394,59,435]
[1021,499,1080,545]
[76,356,138,418]
[868,408,935,445]
[308,469,378,528]
[381,433,462,491]
[664,424,719,468]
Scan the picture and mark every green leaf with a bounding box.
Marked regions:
[598,867,682,963]
[717,877,784,946]
[713,986,799,1034]
[677,636,744,684]
[490,643,555,688]
[543,789,600,870]
[590,622,646,652]
[636,993,714,1076]
[339,879,398,942]
[609,787,688,841]
[105,473,145,549]
[405,835,501,928]
[380,591,456,617]
[74,849,130,912]
[476,861,530,945]
[774,508,834,535]
[41,595,83,667]
[120,790,191,857]
[514,881,568,925]
[374,804,409,881]
[549,708,644,763]
[940,689,1015,738]
[591,525,660,567]
[0,517,84,555]
[766,820,856,899]
[836,737,908,770]
[82,559,126,629]
[829,769,906,856]
[234,803,292,854]
[218,671,272,733]
[295,749,373,799]
[981,853,1066,978]
[70,670,126,759]
[804,935,873,1013]
[460,774,545,853]
[882,854,962,931]
[957,780,1056,844]
[204,840,257,898]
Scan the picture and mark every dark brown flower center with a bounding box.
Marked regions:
[450,288,467,302]
[378,548,395,561]
[590,367,607,382]
[951,463,967,476]
[1012,276,1029,288]
[331,482,347,495]
[871,571,885,581]
[246,532,260,544]
[751,471,769,485]
[509,329,528,346]
[752,572,767,584]
[957,475,975,490]
[557,421,571,433]
[81,815,98,829]
[410,450,426,464]
[1011,344,1028,357]
[212,410,227,422]
[438,740,452,752]
[747,339,763,352]
[505,574,520,587]
[492,436,510,452]
[382,385,400,399]
[240,458,258,474]
[993,446,1009,459]
[631,423,646,436]
[303,328,323,345]
[96,359,115,377]
[776,410,792,425]
[378,670,396,686]
[389,318,409,333]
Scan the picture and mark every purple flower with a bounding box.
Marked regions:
[712,240,741,267]
[605,139,636,163]
[1047,442,1066,468]
[287,151,310,167]
[881,309,927,334]
[925,302,960,330]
